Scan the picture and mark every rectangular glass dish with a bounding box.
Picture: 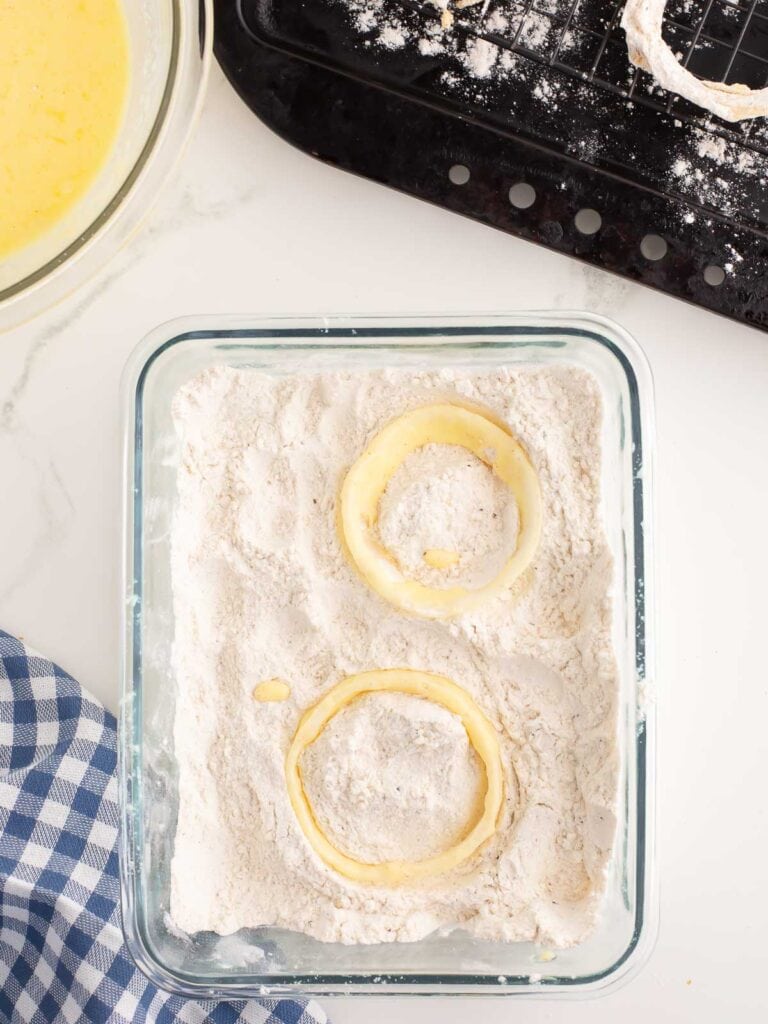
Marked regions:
[120,313,655,997]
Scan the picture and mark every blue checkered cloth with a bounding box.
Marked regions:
[0,630,328,1024]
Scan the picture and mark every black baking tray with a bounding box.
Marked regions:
[215,0,768,329]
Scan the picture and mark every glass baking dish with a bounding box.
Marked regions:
[119,313,656,998]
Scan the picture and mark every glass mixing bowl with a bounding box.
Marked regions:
[0,0,212,333]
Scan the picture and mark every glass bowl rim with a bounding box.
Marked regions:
[0,0,213,332]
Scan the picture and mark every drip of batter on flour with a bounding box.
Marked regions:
[253,679,291,702]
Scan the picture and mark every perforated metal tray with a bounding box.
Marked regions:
[215,0,768,329]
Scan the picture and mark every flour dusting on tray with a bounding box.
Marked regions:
[331,0,767,250]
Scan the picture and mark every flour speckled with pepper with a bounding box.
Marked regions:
[170,364,618,948]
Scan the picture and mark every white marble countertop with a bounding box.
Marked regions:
[2,64,767,1021]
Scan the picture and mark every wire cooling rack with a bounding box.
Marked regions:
[238,0,768,226]
[218,0,768,329]
[447,0,768,140]
[240,0,768,147]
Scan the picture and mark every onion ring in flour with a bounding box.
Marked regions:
[338,403,542,620]
[285,669,505,885]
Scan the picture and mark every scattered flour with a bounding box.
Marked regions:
[336,0,768,207]
[170,364,619,948]
[697,134,728,163]
[418,33,444,55]
[484,9,508,34]
[462,36,500,78]
[665,125,765,217]
[378,23,407,49]
[339,0,562,91]
[346,0,768,230]
[518,10,553,51]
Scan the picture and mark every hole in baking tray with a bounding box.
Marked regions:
[448,164,470,186]
[640,234,668,261]
[575,208,602,235]
[509,182,536,209]
[704,264,726,287]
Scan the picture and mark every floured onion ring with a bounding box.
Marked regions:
[285,669,504,885]
[338,403,542,619]
[622,0,768,122]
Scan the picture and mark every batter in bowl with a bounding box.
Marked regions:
[0,0,129,259]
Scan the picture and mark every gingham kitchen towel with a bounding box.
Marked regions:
[0,630,328,1024]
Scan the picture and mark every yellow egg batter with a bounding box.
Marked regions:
[0,0,129,259]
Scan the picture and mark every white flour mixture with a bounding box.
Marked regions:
[302,691,485,864]
[378,443,519,589]
[170,364,618,947]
